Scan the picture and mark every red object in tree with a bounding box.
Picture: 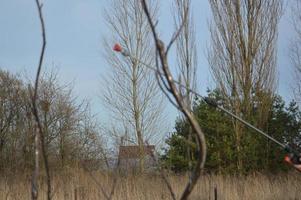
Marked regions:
[113,43,122,52]
[284,154,301,172]
[284,155,291,164]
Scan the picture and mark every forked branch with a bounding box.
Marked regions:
[141,1,207,199]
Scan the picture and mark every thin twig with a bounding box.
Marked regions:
[165,3,189,55]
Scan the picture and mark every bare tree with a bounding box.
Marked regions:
[291,0,301,102]
[174,0,197,104]
[174,0,198,171]
[0,70,23,171]
[102,0,164,172]
[208,0,282,171]
[0,69,107,174]
[33,71,104,168]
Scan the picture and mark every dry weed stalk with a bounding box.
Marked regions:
[81,138,121,200]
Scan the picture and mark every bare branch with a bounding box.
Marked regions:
[31,1,51,200]
[141,1,207,199]
[165,1,189,55]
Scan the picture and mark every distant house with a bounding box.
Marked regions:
[118,145,156,172]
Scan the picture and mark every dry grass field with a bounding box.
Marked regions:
[1,168,301,200]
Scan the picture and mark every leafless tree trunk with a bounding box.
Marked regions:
[291,0,301,102]
[31,0,51,200]
[141,1,207,199]
[208,0,282,171]
[102,0,164,173]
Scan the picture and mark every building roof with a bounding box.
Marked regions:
[118,145,155,159]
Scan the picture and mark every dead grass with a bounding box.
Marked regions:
[1,168,301,200]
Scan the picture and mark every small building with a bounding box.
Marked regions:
[118,145,156,172]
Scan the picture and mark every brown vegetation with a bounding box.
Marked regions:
[1,170,301,200]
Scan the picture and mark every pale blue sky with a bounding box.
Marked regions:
[0,0,296,136]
